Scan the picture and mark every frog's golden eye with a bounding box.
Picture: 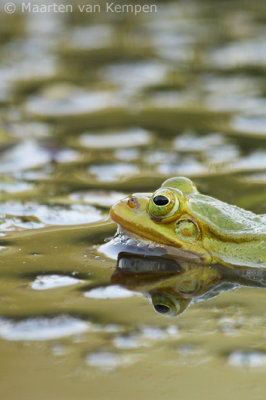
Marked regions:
[150,292,181,316]
[149,189,179,220]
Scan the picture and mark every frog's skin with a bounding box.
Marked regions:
[110,177,266,269]
[112,253,266,316]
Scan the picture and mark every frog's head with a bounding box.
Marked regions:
[111,176,266,268]
[110,177,212,263]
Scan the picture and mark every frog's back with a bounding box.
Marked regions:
[188,193,266,268]
[189,194,266,237]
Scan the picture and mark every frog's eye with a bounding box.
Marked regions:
[153,195,169,206]
[150,292,181,317]
[149,189,179,220]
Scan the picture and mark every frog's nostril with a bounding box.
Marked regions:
[127,197,138,209]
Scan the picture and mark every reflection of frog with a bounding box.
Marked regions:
[110,177,266,268]
[112,253,266,316]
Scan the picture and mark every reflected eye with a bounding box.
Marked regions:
[149,189,179,220]
[154,304,170,314]
[150,292,181,317]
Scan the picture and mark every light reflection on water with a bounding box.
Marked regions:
[0,0,266,399]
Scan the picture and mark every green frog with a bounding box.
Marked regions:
[110,177,266,269]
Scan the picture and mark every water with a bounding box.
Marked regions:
[0,1,266,399]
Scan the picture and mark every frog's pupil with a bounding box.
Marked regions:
[154,304,170,314]
[153,195,169,206]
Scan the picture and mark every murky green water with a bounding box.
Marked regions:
[0,1,266,399]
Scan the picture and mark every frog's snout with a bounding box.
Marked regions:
[110,197,133,223]
[110,195,148,225]
[110,196,139,218]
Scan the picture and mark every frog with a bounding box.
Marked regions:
[112,252,266,316]
[110,176,266,269]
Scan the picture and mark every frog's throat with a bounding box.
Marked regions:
[113,220,213,264]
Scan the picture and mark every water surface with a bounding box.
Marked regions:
[0,1,266,399]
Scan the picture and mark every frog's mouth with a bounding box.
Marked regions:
[98,226,169,260]
[99,226,208,264]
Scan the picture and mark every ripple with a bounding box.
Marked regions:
[0,316,89,341]
[0,202,102,227]
[0,216,44,231]
[86,351,131,371]
[113,335,141,349]
[158,157,207,176]
[0,50,56,86]
[80,128,151,149]
[0,140,78,174]
[174,132,225,152]
[84,285,136,299]
[114,148,139,161]
[32,275,83,290]
[211,39,266,69]
[228,350,266,367]
[231,151,266,172]
[70,190,126,208]
[232,116,266,136]
[112,325,179,349]
[101,61,167,91]
[141,326,171,340]
[89,163,138,182]
[0,141,51,174]
[65,25,114,50]
[0,181,33,193]
[26,88,122,118]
